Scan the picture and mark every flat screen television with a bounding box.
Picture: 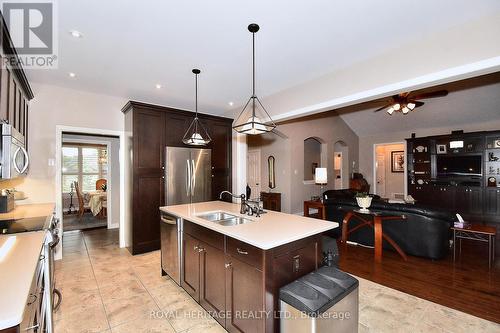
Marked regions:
[436,155,482,178]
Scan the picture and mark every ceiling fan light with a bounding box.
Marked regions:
[402,106,410,114]
[386,106,395,115]
[407,102,416,110]
[393,103,401,111]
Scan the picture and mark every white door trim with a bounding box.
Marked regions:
[372,141,407,198]
[55,125,126,260]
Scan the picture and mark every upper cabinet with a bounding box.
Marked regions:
[0,14,35,147]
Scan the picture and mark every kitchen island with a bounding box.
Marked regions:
[160,201,338,333]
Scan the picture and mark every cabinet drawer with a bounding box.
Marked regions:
[183,220,224,251]
[226,237,263,270]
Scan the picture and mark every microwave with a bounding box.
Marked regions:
[1,123,29,179]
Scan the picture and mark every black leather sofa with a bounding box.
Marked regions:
[322,190,457,260]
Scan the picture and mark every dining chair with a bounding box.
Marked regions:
[96,178,107,191]
[74,181,91,217]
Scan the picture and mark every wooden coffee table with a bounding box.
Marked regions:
[452,224,496,269]
[341,209,407,263]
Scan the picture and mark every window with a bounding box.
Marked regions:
[62,144,107,193]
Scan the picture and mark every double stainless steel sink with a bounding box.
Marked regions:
[196,211,254,226]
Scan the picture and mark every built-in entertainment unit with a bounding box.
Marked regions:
[436,155,482,178]
[406,130,500,228]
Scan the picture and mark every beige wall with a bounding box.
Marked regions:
[0,83,127,204]
[359,119,500,189]
[249,114,358,214]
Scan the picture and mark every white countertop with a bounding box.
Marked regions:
[160,201,338,250]
[0,231,46,329]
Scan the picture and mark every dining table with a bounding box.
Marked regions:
[88,190,107,217]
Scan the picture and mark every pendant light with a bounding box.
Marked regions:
[233,23,276,135]
[182,69,212,145]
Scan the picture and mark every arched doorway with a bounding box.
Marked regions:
[333,141,349,189]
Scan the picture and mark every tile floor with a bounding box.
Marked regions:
[55,228,500,333]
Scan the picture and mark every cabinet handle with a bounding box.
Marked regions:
[225,263,232,269]
[236,248,248,255]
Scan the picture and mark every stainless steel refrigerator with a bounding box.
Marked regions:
[161,146,211,285]
[165,146,212,205]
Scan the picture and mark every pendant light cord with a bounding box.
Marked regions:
[195,72,198,117]
[252,31,255,97]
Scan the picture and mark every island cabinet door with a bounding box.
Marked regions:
[225,256,265,333]
[182,233,200,301]
[273,241,318,287]
[199,241,226,327]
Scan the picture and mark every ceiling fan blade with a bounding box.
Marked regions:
[374,104,392,112]
[414,101,425,108]
[411,90,448,100]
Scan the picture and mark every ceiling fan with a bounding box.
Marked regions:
[374,90,448,115]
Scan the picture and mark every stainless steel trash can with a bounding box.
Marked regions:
[279,266,359,333]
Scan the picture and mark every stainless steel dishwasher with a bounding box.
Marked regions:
[160,212,183,285]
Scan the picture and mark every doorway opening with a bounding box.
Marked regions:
[60,133,120,232]
[373,142,406,199]
[333,141,349,189]
[247,149,261,200]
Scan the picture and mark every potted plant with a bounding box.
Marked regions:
[355,192,372,212]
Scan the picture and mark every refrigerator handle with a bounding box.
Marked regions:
[186,159,191,197]
[191,159,196,196]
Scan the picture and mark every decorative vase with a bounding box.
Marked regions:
[356,196,372,212]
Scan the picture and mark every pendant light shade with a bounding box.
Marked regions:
[182,69,211,146]
[233,24,276,135]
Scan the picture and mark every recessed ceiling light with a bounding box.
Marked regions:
[68,72,76,78]
[228,102,234,106]
[70,30,83,38]
[155,84,162,89]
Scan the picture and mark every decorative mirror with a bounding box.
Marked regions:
[268,156,276,189]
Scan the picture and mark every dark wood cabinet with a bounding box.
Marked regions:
[484,188,500,216]
[0,18,34,144]
[260,192,281,212]
[123,101,233,254]
[180,220,321,333]
[200,242,227,327]
[455,187,483,216]
[225,256,264,333]
[407,131,500,224]
[182,232,200,301]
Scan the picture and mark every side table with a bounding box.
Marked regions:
[341,209,408,263]
[452,224,496,269]
[304,200,326,220]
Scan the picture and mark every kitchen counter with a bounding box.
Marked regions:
[160,201,338,250]
[0,203,55,221]
[0,231,46,330]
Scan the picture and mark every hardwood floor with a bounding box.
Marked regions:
[339,238,500,324]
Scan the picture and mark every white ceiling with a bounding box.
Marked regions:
[25,0,500,116]
[338,73,500,137]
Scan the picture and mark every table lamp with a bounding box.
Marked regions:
[315,168,327,202]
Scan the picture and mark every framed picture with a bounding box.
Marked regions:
[391,151,405,173]
[436,144,447,154]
